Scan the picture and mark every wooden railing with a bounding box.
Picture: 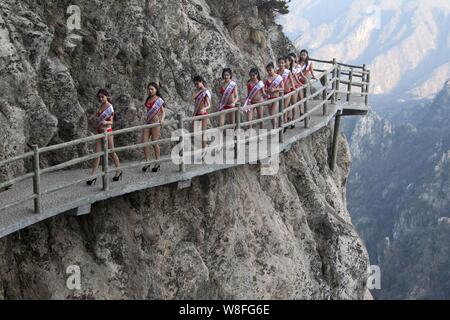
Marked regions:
[0,59,370,215]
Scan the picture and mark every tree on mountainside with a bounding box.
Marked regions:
[256,0,291,16]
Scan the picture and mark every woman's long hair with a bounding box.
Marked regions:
[248,67,261,82]
[97,89,112,104]
[193,75,207,86]
[97,89,116,120]
[299,49,310,67]
[286,55,295,72]
[145,82,164,105]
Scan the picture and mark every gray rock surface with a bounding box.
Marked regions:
[0,0,293,179]
[0,0,370,300]
[0,127,370,300]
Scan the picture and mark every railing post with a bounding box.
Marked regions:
[304,85,310,129]
[279,92,285,143]
[102,132,109,191]
[362,64,367,97]
[234,106,241,160]
[32,145,41,214]
[335,67,341,103]
[331,58,337,105]
[331,110,342,172]
[323,70,329,116]
[177,114,186,172]
[365,70,371,106]
[347,68,353,102]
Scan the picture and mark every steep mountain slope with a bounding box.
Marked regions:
[348,81,450,299]
[280,0,450,103]
[0,0,371,300]
[0,127,371,300]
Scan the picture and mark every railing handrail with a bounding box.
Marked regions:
[0,58,370,215]
[309,58,368,72]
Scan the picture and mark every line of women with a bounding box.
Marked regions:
[86,49,316,186]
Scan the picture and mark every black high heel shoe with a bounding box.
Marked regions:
[87,178,97,186]
[142,164,151,172]
[113,171,123,182]
[151,164,161,173]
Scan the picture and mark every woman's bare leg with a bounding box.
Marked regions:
[202,119,208,150]
[219,114,226,128]
[90,140,102,176]
[108,136,121,175]
[258,106,264,130]
[142,128,151,161]
[284,96,292,123]
[151,125,161,161]
[246,110,253,130]
[270,103,279,129]
[291,93,298,121]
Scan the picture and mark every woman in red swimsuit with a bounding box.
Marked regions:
[87,89,122,186]
[286,55,301,126]
[277,57,296,128]
[244,68,266,130]
[192,75,211,150]
[265,62,284,129]
[289,52,305,116]
[298,49,317,84]
[142,82,166,173]
[218,68,239,127]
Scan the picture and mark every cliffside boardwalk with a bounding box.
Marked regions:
[0,59,370,239]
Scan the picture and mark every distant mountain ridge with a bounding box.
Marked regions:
[279,0,450,103]
[347,81,450,299]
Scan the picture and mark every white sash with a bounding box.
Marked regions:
[242,80,264,111]
[281,69,291,80]
[146,97,164,123]
[218,81,236,111]
[97,105,114,129]
[293,65,302,75]
[194,89,211,116]
[268,75,283,91]
[301,61,312,73]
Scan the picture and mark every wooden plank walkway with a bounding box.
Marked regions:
[0,94,367,239]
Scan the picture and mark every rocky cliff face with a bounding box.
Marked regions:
[0,0,370,300]
[347,81,450,299]
[0,127,370,300]
[0,0,292,181]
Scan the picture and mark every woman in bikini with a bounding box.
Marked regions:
[192,75,212,150]
[218,68,239,127]
[277,57,296,129]
[87,89,122,186]
[265,62,284,129]
[142,82,166,173]
[298,49,317,85]
[243,67,266,130]
[286,55,301,127]
[289,52,305,116]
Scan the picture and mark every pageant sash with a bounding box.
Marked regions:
[97,105,114,129]
[146,97,165,123]
[194,89,211,116]
[242,80,264,111]
[281,69,291,81]
[218,81,237,111]
[301,61,312,73]
[268,75,283,91]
